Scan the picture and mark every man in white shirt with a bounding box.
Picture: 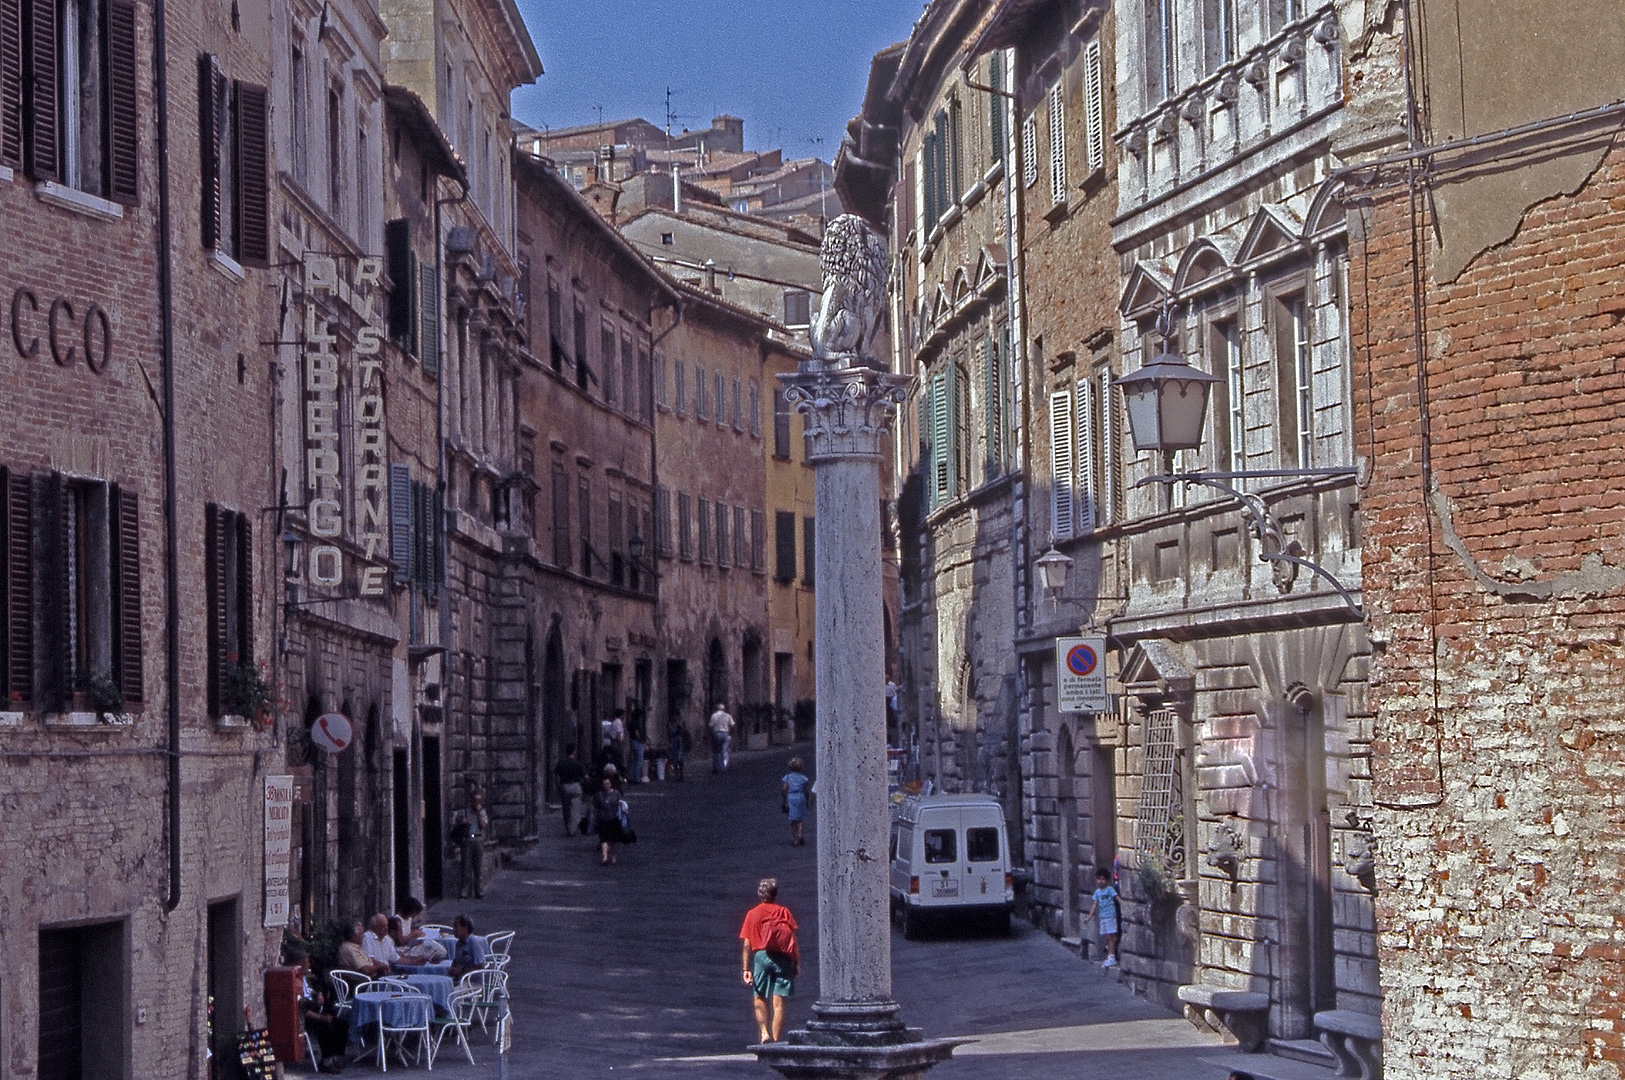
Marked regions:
[362,913,399,971]
[709,703,735,773]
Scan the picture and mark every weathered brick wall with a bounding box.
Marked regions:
[1353,148,1625,1078]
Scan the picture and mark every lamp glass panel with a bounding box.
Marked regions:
[1122,383,1164,452]
[1158,379,1213,451]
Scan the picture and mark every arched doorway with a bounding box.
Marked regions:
[1058,724,1080,937]
[706,637,727,713]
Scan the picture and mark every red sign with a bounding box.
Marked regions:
[310,712,354,754]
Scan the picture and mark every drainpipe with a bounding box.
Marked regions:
[153,0,181,913]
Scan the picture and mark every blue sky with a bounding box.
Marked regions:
[510,0,927,162]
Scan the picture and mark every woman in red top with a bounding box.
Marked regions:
[738,877,799,1043]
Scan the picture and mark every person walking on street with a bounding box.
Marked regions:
[709,703,735,773]
[452,790,490,899]
[781,758,811,846]
[629,721,646,783]
[553,745,589,837]
[591,776,628,865]
[739,877,799,1043]
[666,717,688,780]
[1086,865,1120,968]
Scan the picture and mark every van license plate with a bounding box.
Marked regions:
[932,878,959,898]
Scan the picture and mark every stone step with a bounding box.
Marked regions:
[1201,1045,1340,1080]
[1268,1037,1340,1068]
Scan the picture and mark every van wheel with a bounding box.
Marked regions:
[901,906,921,940]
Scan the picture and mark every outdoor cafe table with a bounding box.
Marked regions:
[397,973,453,1014]
[349,988,431,1036]
[393,960,452,978]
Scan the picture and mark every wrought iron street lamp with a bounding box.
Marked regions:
[1035,546,1074,595]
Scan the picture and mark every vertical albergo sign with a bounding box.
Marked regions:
[1055,636,1109,713]
[301,254,388,595]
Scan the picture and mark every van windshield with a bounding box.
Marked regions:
[966,827,1000,862]
[923,829,957,864]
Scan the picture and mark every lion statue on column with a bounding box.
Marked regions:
[809,214,888,368]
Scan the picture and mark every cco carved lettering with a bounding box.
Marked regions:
[10,286,115,373]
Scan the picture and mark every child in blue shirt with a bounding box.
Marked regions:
[1085,866,1119,969]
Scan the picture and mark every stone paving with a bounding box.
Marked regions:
[362,744,1335,1079]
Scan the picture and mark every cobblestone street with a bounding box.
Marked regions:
[414,746,1333,1079]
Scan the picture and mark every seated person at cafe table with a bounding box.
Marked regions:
[362,913,400,969]
[397,897,432,942]
[338,920,389,978]
[389,915,446,964]
[447,914,489,980]
[288,949,351,1073]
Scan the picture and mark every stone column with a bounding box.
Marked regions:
[755,366,955,1080]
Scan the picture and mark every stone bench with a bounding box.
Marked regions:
[1314,1009,1383,1080]
[1176,984,1270,1052]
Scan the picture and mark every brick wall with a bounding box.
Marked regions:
[1354,148,1625,1078]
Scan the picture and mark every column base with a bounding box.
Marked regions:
[753,1001,958,1079]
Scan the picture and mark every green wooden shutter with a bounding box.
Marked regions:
[419,261,439,375]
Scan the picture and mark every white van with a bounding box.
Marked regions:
[889,794,1015,937]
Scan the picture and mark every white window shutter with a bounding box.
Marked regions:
[1101,368,1119,525]
[1076,378,1096,535]
[1050,390,1075,541]
[1022,115,1038,187]
[1084,38,1105,174]
[1048,82,1066,202]
[931,372,951,504]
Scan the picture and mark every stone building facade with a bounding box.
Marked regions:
[965,0,1127,943]
[1341,3,1625,1076]
[513,148,675,798]
[1106,0,1379,1048]
[652,285,777,755]
[0,0,280,1069]
[841,0,1030,840]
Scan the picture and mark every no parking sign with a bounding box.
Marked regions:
[1055,637,1109,713]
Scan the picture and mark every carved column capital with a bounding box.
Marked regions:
[779,366,909,463]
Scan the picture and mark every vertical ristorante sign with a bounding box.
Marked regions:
[301,254,389,596]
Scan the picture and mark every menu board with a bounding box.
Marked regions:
[263,775,294,928]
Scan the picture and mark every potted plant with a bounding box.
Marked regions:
[75,670,126,723]
[222,661,276,730]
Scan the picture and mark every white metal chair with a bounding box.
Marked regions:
[484,930,515,958]
[427,985,480,1068]
[458,967,508,1036]
[328,969,368,1013]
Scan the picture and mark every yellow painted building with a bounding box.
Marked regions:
[762,346,818,739]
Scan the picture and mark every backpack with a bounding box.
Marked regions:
[760,907,796,956]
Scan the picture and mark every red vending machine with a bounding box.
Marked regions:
[263,966,305,1065]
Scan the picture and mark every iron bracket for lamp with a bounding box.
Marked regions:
[1136,468,1364,620]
